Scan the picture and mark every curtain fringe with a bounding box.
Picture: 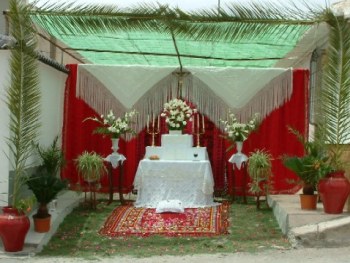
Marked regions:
[76,66,293,138]
[77,66,127,117]
[236,69,293,123]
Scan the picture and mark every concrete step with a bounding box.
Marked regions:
[268,194,350,248]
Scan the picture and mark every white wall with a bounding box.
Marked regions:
[0,0,10,35]
[0,50,11,206]
[37,62,67,149]
[0,50,68,205]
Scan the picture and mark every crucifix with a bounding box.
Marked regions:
[173,71,189,97]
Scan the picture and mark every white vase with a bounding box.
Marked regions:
[236,141,244,153]
[169,130,182,135]
[111,138,119,153]
[228,141,248,170]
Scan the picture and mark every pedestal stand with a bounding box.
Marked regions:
[104,139,126,205]
[228,141,248,204]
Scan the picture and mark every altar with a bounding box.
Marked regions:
[133,159,218,208]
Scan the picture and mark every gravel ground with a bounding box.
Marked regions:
[2,247,350,263]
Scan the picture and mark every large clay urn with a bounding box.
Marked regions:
[0,207,30,252]
[318,171,350,214]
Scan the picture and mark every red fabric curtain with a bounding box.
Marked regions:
[61,66,308,195]
[225,69,309,195]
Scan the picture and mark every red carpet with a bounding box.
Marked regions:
[99,203,229,237]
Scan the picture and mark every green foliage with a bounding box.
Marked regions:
[6,0,41,209]
[35,136,65,175]
[26,137,68,218]
[26,170,67,218]
[39,199,288,258]
[282,127,332,194]
[75,151,106,182]
[29,1,319,42]
[316,10,350,171]
[248,150,273,195]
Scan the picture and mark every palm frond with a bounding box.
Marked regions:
[6,0,41,206]
[317,9,350,168]
[27,1,324,44]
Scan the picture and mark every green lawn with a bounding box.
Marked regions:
[38,198,290,259]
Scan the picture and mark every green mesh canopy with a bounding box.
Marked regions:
[31,15,310,68]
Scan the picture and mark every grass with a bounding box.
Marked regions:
[38,197,290,259]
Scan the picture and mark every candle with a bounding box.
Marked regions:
[147,115,149,131]
[158,115,160,130]
[197,113,199,131]
[202,115,205,132]
[192,115,194,132]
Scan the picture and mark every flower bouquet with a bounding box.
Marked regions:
[161,98,196,131]
[86,109,137,138]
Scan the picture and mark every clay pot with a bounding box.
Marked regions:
[318,171,350,214]
[0,207,30,252]
[33,215,51,233]
[299,194,318,210]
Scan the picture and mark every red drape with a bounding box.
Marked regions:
[61,65,308,195]
[225,69,309,195]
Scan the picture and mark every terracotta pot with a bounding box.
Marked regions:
[299,194,318,210]
[318,171,350,214]
[33,215,51,233]
[0,207,30,252]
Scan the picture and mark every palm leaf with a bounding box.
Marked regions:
[6,0,41,207]
[317,9,350,169]
[28,1,321,43]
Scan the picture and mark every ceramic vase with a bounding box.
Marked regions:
[236,141,244,153]
[111,138,119,153]
[318,171,350,214]
[0,207,30,252]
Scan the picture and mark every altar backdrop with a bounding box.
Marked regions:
[62,64,308,195]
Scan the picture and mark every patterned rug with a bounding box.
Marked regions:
[99,203,229,237]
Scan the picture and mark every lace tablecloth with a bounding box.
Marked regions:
[133,160,218,208]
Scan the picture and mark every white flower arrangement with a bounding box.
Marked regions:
[160,98,196,130]
[221,112,260,142]
[86,109,137,139]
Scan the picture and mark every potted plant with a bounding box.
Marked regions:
[75,151,107,183]
[0,0,41,252]
[314,11,350,214]
[283,128,332,210]
[75,151,106,209]
[247,149,273,209]
[26,136,68,232]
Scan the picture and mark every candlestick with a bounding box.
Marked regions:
[197,113,199,130]
[192,116,194,132]
[193,113,205,147]
[202,115,205,132]
[147,113,159,147]
[147,115,149,132]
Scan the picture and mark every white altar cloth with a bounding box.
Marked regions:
[145,146,208,161]
[133,159,218,208]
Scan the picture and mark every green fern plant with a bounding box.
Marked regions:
[247,149,273,196]
[75,151,106,183]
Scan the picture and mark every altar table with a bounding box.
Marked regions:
[133,159,218,208]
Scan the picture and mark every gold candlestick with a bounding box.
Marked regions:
[147,117,160,147]
[194,115,205,147]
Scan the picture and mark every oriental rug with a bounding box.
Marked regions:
[99,203,229,237]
